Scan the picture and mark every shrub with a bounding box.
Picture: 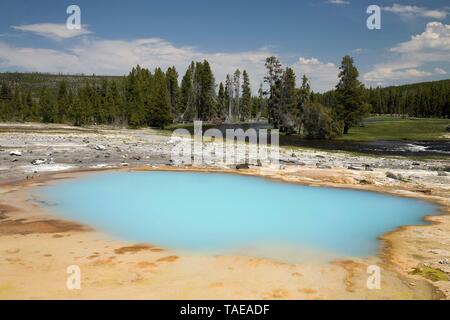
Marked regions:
[302,102,342,139]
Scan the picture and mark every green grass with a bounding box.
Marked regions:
[338,116,450,141]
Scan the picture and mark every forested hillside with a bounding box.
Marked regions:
[0,73,122,96]
[314,79,450,119]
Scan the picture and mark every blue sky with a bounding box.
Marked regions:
[0,0,449,92]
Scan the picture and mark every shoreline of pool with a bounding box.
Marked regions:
[0,164,449,299]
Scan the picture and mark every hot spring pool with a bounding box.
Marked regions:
[40,171,437,261]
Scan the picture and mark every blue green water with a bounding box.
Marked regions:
[40,171,437,260]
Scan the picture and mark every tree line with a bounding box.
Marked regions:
[313,79,450,119]
[1,56,448,139]
[0,62,266,129]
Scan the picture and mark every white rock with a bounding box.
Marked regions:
[94,144,106,151]
[31,159,46,165]
[9,150,22,156]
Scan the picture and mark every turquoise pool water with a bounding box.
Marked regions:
[40,171,437,261]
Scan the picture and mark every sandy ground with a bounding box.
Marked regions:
[0,123,449,300]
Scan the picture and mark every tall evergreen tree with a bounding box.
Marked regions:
[233,69,241,121]
[166,66,179,120]
[217,82,226,121]
[280,67,297,132]
[148,68,172,128]
[264,56,283,128]
[241,70,252,121]
[180,64,195,121]
[38,87,56,123]
[56,80,69,123]
[105,80,122,124]
[225,74,233,121]
[334,55,370,134]
[198,60,216,121]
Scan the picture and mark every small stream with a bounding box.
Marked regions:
[182,123,450,157]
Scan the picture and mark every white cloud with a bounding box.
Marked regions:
[363,22,450,85]
[293,57,339,92]
[434,67,447,75]
[12,23,91,40]
[383,4,448,20]
[326,0,350,5]
[353,48,365,54]
[0,25,343,93]
[390,22,450,54]
[0,42,81,73]
[0,37,276,92]
[363,60,431,83]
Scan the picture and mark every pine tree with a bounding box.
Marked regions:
[148,68,172,128]
[280,67,297,132]
[225,74,233,121]
[241,70,252,121]
[166,66,179,120]
[24,90,34,121]
[264,56,283,128]
[233,69,241,121]
[38,87,56,123]
[56,80,69,123]
[335,55,370,134]
[191,61,215,121]
[180,64,195,121]
[217,82,226,121]
[105,80,122,124]
[125,66,146,127]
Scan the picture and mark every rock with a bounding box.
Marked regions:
[131,156,141,161]
[348,166,362,171]
[9,150,22,156]
[236,163,250,170]
[439,258,449,265]
[415,189,432,195]
[11,158,18,162]
[31,159,46,165]
[386,171,405,181]
[438,171,447,177]
[316,163,332,169]
[354,176,370,184]
[94,144,106,151]
[120,162,129,167]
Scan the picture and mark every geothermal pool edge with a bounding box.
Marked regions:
[0,165,449,299]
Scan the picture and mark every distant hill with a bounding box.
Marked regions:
[0,72,124,93]
[314,78,450,118]
[374,79,450,91]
